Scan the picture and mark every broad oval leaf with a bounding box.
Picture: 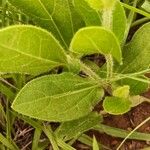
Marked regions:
[0,25,67,75]
[70,26,122,63]
[55,112,103,141]
[12,73,104,122]
[116,22,150,73]
[73,0,126,43]
[103,96,131,115]
[8,0,85,49]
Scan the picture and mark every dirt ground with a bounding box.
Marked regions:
[74,90,150,150]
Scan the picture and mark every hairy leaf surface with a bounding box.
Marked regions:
[118,78,149,95]
[55,112,102,141]
[73,0,102,26]
[73,0,126,43]
[103,96,131,115]
[70,27,122,63]
[12,73,104,122]
[0,25,67,75]
[8,0,84,48]
[116,22,150,73]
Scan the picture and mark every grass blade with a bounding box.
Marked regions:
[32,128,42,150]
[0,133,19,150]
[94,124,150,141]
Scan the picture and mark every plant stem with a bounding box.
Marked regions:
[101,5,114,82]
[67,55,102,82]
[131,17,150,27]
[80,61,101,81]
[121,2,150,18]
[102,8,112,29]
[106,54,113,80]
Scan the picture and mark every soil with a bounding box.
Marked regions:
[99,101,150,150]
[8,97,150,150]
[7,94,150,150]
[74,100,150,150]
[73,54,150,150]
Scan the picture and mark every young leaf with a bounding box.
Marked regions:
[12,73,104,122]
[70,26,122,63]
[8,0,84,48]
[73,0,126,43]
[116,22,150,73]
[55,112,103,141]
[0,25,67,75]
[103,96,131,115]
[113,85,130,98]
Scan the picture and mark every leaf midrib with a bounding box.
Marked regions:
[0,44,64,65]
[15,84,99,106]
[38,0,68,49]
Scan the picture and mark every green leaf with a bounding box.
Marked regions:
[0,25,67,75]
[85,0,116,10]
[116,22,150,73]
[113,85,130,98]
[55,112,103,141]
[118,78,149,95]
[0,133,19,150]
[142,0,150,13]
[73,0,102,26]
[111,1,127,43]
[130,96,150,107]
[95,124,150,141]
[93,136,99,150]
[70,26,122,63]
[8,0,84,48]
[12,73,104,122]
[84,0,103,11]
[74,0,126,43]
[103,96,131,115]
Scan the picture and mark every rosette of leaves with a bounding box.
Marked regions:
[0,0,149,125]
